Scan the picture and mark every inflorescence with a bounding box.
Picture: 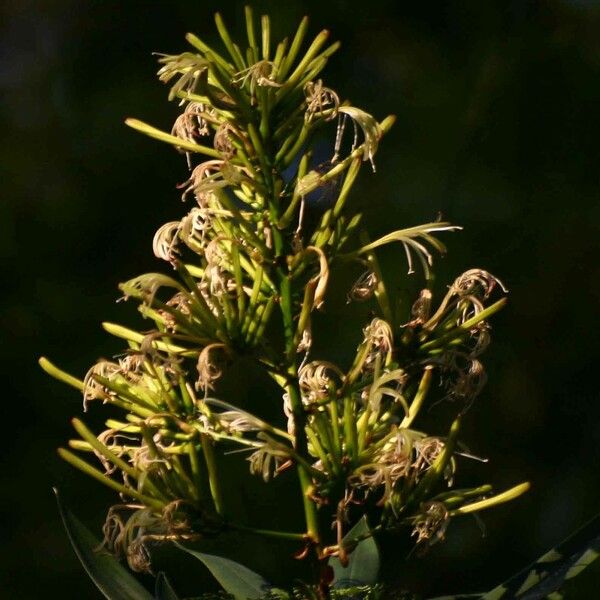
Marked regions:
[41,8,528,588]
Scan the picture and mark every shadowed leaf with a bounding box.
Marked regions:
[174,543,269,599]
[481,512,600,599]
[54,488,153,600]
[330,516,380,587]
[155,572,180,600]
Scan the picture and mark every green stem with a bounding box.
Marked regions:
[343,396,358,462]
[201,433,225,517]
[450,482,530,516]
[364,245,394,326]
[328,397,342,464]
[251,296,276,344]
[285,369,321,543]
[58,448,164,510]
[400,366,434,429]
[38,357,83,391]
[244,6,259,61]
[214,13,246,72]
[278,268,321,545]
[229,522,307,542]
[419,298,507,353]
[187,441,205,501]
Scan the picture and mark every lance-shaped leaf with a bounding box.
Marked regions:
[329,516,380,587]
[54,488,154,600]
[174,543,270,600]
[154,572,180,600]
[480,511,600,599]
[428,500,599,600]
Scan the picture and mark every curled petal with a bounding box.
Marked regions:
[404,289,433,327]
[411,501,449,546]
[362,317,394,370]
[347,222,462,280]
[179,159,226,205]
[299,361,342,403]
[213,123,237,159]
[82,361,120,408]
[414,437,445,472]
[196,343,227,393]
[119,273,183,305]
[451,358,487,401]
[451,269,508,299]
[153,222,180,262]
[306,246,329,310]
[348,270,378,303]
[338,106,382,169]
[234,60,282,96]
[171,102,212,142]
[304,79,339,122]
[366,368,408,414]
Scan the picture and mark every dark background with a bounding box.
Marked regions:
[1,0,599,597]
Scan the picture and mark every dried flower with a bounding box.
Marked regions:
[362,318,394,370]
[304,79,339,122]
[82,360,120,407]
[299,361,341,403]
[152,221,180,262]
[196,343,226,393]
[348,270,378,303]
[171,102,212,142]
[411,501,449,546]
[234,60,282,98]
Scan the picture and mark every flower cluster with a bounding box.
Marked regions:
[42,8,528,590]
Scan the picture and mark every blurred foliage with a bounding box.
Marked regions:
[1,0,599,598]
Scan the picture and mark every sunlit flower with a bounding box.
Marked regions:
[152,221,180,262]
[234,60,282,98]
[156,52,208,100]
[362,318,394,370]
[304,79,339,122]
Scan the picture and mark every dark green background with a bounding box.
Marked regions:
[2,0,599,597]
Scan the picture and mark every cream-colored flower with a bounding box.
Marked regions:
[304,79,339,122]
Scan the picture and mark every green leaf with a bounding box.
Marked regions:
[561,553,600,598]
[154,572,180,600]
[329,516,380,587]
[174,543,269,600]
[427,514,600,599]
[54,488,153,600]
[481,512,600,599]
